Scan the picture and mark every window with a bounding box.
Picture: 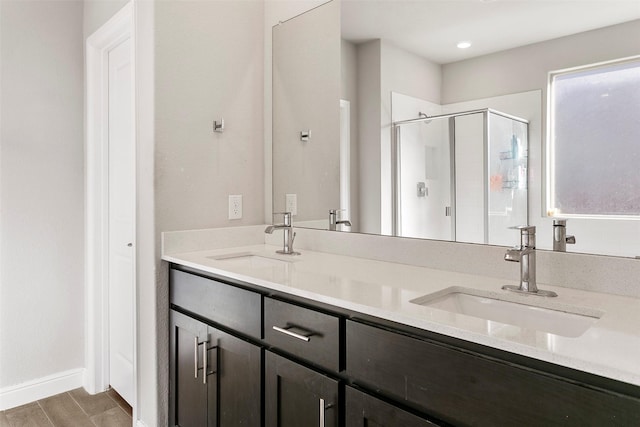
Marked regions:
[547,57,640,217]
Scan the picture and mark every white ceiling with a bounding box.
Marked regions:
[341,0,640,64]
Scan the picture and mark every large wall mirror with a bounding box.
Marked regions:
[272,0,640,257]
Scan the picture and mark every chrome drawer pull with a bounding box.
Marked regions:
[319,398,325,427]
[204,344,218,384]
[194,337,199,379]
[202,340,208,384]
[272,325,311,342]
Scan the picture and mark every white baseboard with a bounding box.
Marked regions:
[0,368,84,410]
[136,420,148,427]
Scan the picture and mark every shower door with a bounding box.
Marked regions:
[393,109,528,244]
[394,118,453,240]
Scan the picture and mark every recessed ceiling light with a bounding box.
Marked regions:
[457,41,472,49]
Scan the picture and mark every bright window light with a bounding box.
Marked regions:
[547,57,640,217]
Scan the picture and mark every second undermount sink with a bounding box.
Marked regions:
[207,252,292,268]
[410,287,603,338]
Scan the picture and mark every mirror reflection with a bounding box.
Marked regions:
[272,0,640,256]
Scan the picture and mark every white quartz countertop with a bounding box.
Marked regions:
[163,244,640,387]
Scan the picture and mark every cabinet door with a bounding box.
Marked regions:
[170,310,208,427]
[208,324,262,426]
[345,386,438,427]
[265,351,339,427]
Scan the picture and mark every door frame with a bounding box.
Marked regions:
[84,1,137,406]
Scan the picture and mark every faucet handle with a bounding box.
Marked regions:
[509,225,536,234]
[272,211,293,225]
[509,225,535,247]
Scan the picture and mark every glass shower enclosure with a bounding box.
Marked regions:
[391,108,528,246]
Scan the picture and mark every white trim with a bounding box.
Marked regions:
[85,0,136,409]
[339,100,351,220]
[136,421,148,427]
[0,369,84,411]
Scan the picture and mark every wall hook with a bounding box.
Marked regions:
[300,130,310,142]
[213,118,224,133]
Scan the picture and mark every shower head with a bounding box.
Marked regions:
[418,112,432,124]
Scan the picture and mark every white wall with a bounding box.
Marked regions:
[83,0,129,39]
[442,20,640,105]
[155,1,265,233]
[0,0,84,394]
[134,1,157,424]
[272,0,340,222]
[356,40,382,234]
[264,0,328,223]
[341,39,360,231]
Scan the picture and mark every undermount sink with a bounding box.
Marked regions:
[207,252,292,268]
[410,287,603,338]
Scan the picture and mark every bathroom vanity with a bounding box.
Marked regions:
[164,241,640,427]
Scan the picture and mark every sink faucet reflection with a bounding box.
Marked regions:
[503,226,557,297]
[329,209,352,231]
[265,212,300,255]
[553,218,576,252]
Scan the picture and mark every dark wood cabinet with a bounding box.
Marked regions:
[169,309,261,427]
[170,309,208,427]
[345,386,437,427]
[265,351,339,427]
[170,269,262,339]
[346,319,640,427]
[169,265,640,427]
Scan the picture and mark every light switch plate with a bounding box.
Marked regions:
[228,195,242,219]
[285,193,297,216]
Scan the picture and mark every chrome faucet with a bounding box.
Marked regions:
[328,209,352,231]
[552,219,576,252]
[265,212,300,255]
[503,226,557,297]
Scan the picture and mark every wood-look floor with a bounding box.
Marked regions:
[0,388,132,427]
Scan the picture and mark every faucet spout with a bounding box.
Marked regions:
[504,246,532,262]
[329,209,352,231]
[264,224,285,234]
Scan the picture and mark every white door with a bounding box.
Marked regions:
[107,37,135,405]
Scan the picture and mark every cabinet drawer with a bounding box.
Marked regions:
[346,386,437,427]
[346,320,640,427]
[264,297,341,372]
[170,269,261,338]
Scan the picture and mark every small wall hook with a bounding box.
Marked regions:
[300,130,310,142]
[213,118,224,133]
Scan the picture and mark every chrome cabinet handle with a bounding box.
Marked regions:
[272,325,311,342]
[202,340,207,384]
[194,337,199,379]
[319,398,325,427]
